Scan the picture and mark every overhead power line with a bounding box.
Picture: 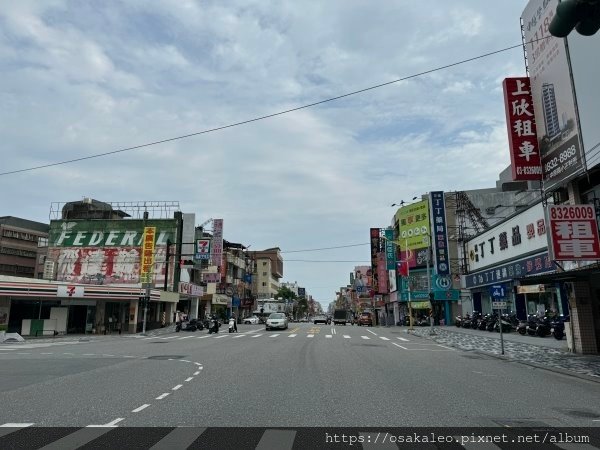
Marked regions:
[0,38,548,177]
[281,243,369,253]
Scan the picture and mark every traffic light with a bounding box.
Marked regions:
[549,0,600,37]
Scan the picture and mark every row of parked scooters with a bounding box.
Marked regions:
[454,312,568,340]
[175,316,235,334]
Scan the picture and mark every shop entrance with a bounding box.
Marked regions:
[67,305,88,334]
[7,299,61,333]
[105,301,130,334]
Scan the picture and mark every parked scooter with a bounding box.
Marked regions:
[550,314,568,340]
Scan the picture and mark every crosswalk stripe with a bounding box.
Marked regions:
[361,336,370,340]
[232,335,246,339]
[379,337,390,341]
[0,423,34,438]
[252,334,263,338]
[38,426,113,450]
[149,427,207,450]
[325,335,332,338]
[288,334,297,338]
[213,335,227,339]
[197,336,211,339]
[269,334,280,338]
[256,429,296,450]
[307,334,314,338]
[343,335,351,339]
[397,337,409,342]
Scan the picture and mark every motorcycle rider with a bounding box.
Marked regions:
[230,313,238,332]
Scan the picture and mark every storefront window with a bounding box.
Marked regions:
[525,287,563,317]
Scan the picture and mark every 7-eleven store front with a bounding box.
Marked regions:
[0,276,179,336]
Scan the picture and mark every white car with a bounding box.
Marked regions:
[243,315,260,325]
[266,313,288,330]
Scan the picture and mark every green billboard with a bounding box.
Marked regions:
[395,200,430,251]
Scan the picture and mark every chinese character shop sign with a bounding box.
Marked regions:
[548,205,600,260]
[140,227,156,284]
[502,77,542,181]
[429,191,450,276]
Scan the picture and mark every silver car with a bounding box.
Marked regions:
[266,313,288,330]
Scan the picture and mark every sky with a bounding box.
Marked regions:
[0,0,530,308]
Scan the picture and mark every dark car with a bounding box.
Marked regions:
[357,312,373,327]
[313,315,330,324]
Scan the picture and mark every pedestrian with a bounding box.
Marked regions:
[232,313,238,332]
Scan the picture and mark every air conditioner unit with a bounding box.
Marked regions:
[43,260,57,280]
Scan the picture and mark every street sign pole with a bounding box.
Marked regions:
[498,306,504,355]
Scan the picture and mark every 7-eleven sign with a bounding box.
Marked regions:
[195,239,211,260]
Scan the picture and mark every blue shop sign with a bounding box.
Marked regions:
[465,252,555,289]
[490,284,506,299]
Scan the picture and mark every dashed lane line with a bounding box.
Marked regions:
[232,335,246,339]
[361,336,370,340]
[193,371,200,376]
[132,404,150,413]
[288,334,297,338]
[177,336,194,340]
[185,377,194,382]
[379,337,390,341]
[269,334,280,338]
[86,418,125,428]
[366,329,378,336]
[393,343,408,350]
[252,334,263,338]
[172,384,183,391]
[307,334,314,338]
[397,337,410,342]
[343,335,351,339]
[156,393,170,400]
[325,335,332,338]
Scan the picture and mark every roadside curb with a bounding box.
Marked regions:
[407,328,600,384]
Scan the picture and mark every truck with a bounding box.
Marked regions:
[333,309,349,325]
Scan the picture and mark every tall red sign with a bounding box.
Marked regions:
[502,77,542,181]
[548,205,600,261]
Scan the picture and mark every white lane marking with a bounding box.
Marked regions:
[269,334,280,338]
[156,393,170,400]
[251,334,263,338]
[123,355,136,358]
[325,335,332,338]
[197,336,211,339]
[87,418,124,428]
[245,329,262,334]
[16,352,31,355]
[361,336,370,340]
[366,329,377,336]
[193,371,200,376]
[437,345,455,350]
[164,336,179,339]
[379,337,390,341]
[343,335,351,339]
[0,423,34,427]
[82,353,95,356]
[194,362,202,366]
[172,384,183,391]
[102,354,115,357]
[307,334,314,338]
[177,336,194,340]
[393,343,408,350]
[63,352,74,355]
[143,337,154,340]
[232,335,246,339]
[185,377,194,382]
[132,404,150,413]
[213,335,227,339]
[179,359,191,363]
[288,334,297,337]
[397,337,409,342]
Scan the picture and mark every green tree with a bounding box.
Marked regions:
[276,286,297,301]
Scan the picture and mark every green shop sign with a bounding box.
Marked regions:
[49,219,177,247]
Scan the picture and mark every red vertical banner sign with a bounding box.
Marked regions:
[502,77,542,181]
[377,252,388,294]
[548,205,600,260]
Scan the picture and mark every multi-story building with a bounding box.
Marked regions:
[541,82,560,140]
[250,248,283,301]
[0,216,49,279]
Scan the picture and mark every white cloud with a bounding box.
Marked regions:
[0,0,530,300]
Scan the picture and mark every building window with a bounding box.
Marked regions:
[262,282,267,287]
[262,261,267,266]
[262,272,267,276]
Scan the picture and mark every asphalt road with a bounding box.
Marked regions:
[1,323,600,429]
